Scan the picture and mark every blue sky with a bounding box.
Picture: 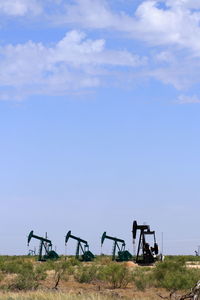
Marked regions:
[0,0,200,256]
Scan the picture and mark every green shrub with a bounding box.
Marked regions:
[9,273,38,291]
[52,261,70,289]
[8,267,46,291]
[131,268,152,291]
[0,272,4,283]
[98,263,132,289]
[153,258,185,282]
[0,259,33,275]
[7,262,47,291]
[165,256,200,262]
[94,256,112,265]
[74,265,99,283]
[66,257,81,266]
[153,259,200,291]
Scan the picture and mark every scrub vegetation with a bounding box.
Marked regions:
[0,256,199,299]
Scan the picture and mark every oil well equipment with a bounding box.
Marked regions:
[27,230,59,261]
[65,230,95,261]
[101,231,132,262]
[132,220,159,264]
[28,248,36,256]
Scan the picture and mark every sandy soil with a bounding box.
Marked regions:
[186,261,200,269]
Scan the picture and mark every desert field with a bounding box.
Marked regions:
[0,255,199,300]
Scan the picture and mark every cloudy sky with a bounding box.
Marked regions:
[0,0,200,255]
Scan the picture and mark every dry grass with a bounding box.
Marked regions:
[0,291,126,300]
[0,290,167,300]
[186,262,200,269]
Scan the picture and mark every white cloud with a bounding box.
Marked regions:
[0,0,42,16]
[155,51,175,63]
[52,0,200,92]
[52,0,200,55]
[1,0,200,99]
[50,0,136,33]
[1,1,200,55]
[147,51,200,90]
[177,94,200,104]
[134,0,200,53]
[166,0,200,10]
[0,30,146,100]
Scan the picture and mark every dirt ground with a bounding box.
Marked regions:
[0,269,180,300]
[186,261,200,269]
[41,270,182,300]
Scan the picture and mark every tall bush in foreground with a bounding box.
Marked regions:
[132,267,152,291]
[8,265,47,291]
[52,261,70,289]
[153,259,200,291]
[74,265,99,284]
[99,263,132,289]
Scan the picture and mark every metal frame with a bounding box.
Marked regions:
[132,220,159,264]
[65,230,94,261]
[101,231,132,261]
[27,230,58,261]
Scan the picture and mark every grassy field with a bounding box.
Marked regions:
[0,255,199,299]
[0,292,119,300]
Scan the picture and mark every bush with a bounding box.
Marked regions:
[165,256,200,262]
[99,263,132,289]
[7,262,47,291]
[153,259,200,291]
[74,265,99,283]
[66,257,81,266]
[52,261,70,289]
[131,268,152,291]
[94,256,112,265]
[9,273,38,290]
[8,267,46,291]
[0,259,33,275]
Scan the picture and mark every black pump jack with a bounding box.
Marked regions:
[132,220,159,264]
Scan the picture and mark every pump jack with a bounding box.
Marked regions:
[101,232,132,262]
[132,220,159,265]
[28,248,36,256]
[27,230,59,261]
[65,231,95,261]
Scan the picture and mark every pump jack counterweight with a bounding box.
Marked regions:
[27,230,59,261]
[65,231,95,262]
[101,232,132,262]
